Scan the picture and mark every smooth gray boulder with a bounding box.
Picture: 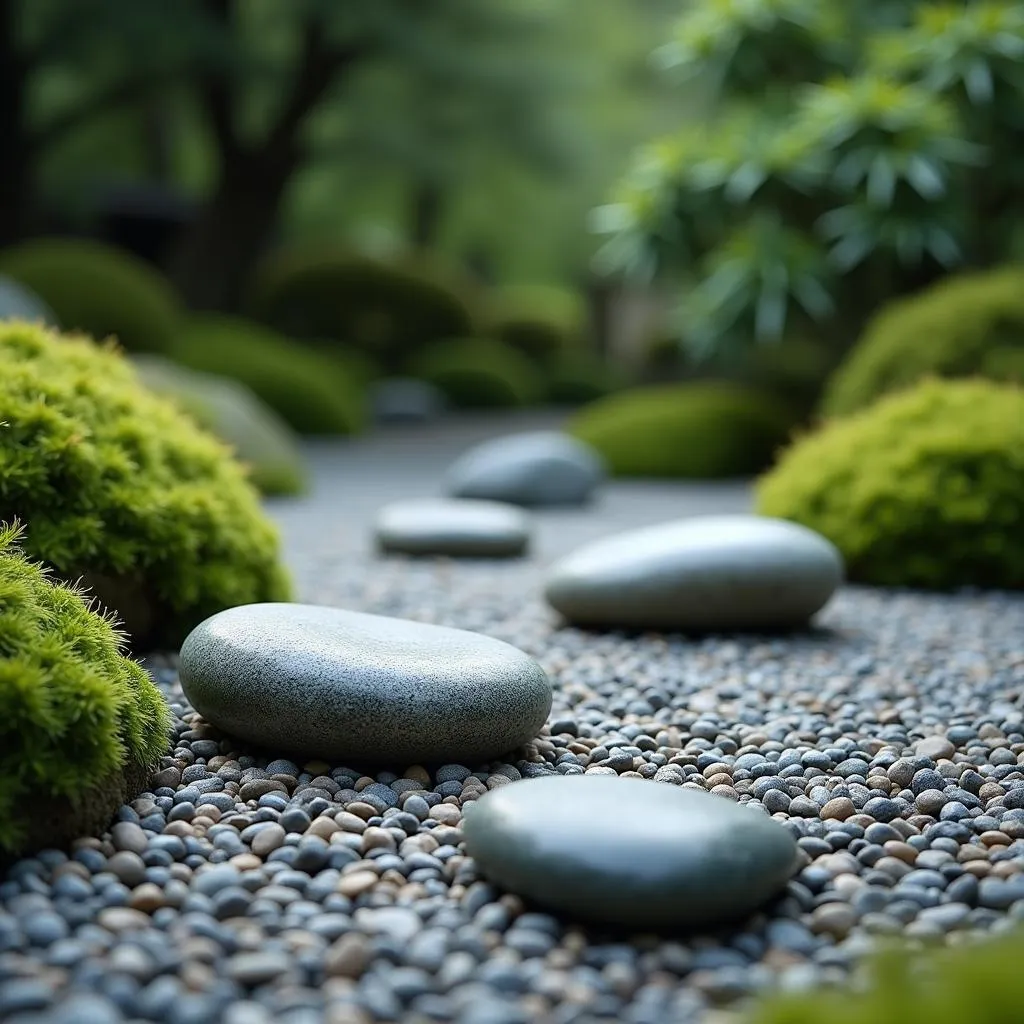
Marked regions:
[544,515,842,632]
[371,377,446,423]
[0,275,57,326]
[375,498,530,558]
[463,775,800,930]
[179,603,552,763]
[445,431,604,507]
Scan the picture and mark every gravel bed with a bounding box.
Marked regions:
[3,423,1024,1024]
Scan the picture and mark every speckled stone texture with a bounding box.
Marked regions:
[178,603,553,763]
[544,514,843,632]
[445,430,605,507]
[375,498,531,558]
[463,775,801,930]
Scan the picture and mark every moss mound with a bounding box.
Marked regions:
[756,378,1024,590]
[132,355,308,497]
[544,351,627,405]
[485,285,585,363]
[0,238,182,354]
[248,248,475,370]
[0,321,291,648]
[170,315,365,436]
[749,930,1024,1024]
[822,267,1024,416]
[407,338,544,409]
[0,522,170,859]
[569,383,795,478]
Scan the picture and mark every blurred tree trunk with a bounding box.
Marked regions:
[0,0,33,245]
[409,179,446,251]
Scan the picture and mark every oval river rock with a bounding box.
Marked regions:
[463,775,801,930]
[544,514,843,632]
[375,498,530,558]
[179,603,553,763]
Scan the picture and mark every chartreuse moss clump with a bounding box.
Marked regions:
[757,378,1024,590]
[569,382,796,478]
[822,267,1024,416]
[0,321,291,648]
[748,931,1024,1024]
[0,522,170,858]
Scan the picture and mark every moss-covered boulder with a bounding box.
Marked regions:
[0,522,170,861]
[170,314,365,436]
[822,266,1024,416]
[484,284,586,363]
[407,338,544,409]
[757,378,1024,590]
[569,383,795,478]
[132,355,308,497]
[247,248,475,370]
[0,321,291,648]
[0,238,182,354]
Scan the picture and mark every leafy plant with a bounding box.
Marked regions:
[757,377,1024,589]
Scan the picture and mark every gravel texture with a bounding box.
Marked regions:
[3,414,1024,1024]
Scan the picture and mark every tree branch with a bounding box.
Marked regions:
[197,0,238,158]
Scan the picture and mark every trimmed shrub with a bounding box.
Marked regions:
[247,248,475,369]
[0,321,291,649]
[407,338,544,409]
[0,522,170,859]
[485,284,586,363]
[0,238,182,354]
[569,382,796,478]
[170,315,365,436]
[544,352,627,405]
[757,378,1024,590]
[132,356,308,497]
[822,267,1024,417]
[748,930,1024,1024]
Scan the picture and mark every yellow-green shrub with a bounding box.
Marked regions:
[757,378,1024,589]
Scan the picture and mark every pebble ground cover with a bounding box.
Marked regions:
[2,419,1024,1024]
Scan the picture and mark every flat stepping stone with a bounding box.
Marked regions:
[445,431,604,507]
[463,775,800,930]
[544,514,843,632]
[375,498,530,558]
[179,603,552,764]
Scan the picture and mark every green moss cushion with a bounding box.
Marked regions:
[569,383,796,478]
[0,238,182,354]
[822,267,1024,416]
[757,378,1024,590]
[407,338,544,409]
[0,322,291,649]
[170,315,365,436]
[0,523,170,860]
[485,285,586,363]
[544,352,627,405]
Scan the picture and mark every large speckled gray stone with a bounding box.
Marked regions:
[463,775,801,930]
[544,515,843,632]
[445,431,605,507]
[178,603,552,763]
[375,498,530,558]
[371,377,446,423]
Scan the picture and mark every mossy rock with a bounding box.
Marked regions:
[170,314,366,436]
[0,321,291,649]
[407,338,544,409]
[132,355,308,497]
[757,378,1024,590]
[569,382,796,478]
[484,284,586,363]
[0,523,170,861]
[822,266,1024,416]
[0,238,182,354]
[247,248,475,371]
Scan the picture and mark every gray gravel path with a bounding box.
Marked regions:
[3,413,1024,1024]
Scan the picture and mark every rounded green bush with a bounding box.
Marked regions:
[407,338,544,409]
[822,266,1024,416]
[0,321,291,649]
[544,351,627,405]
[757,378,1024,590]
[0,238,182,354]
[247,248,475,370]
[171,315,365,436]
[132,355,308,498]
[485,284,585,363]
[0,522,170,859]
[569,383,796,478]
